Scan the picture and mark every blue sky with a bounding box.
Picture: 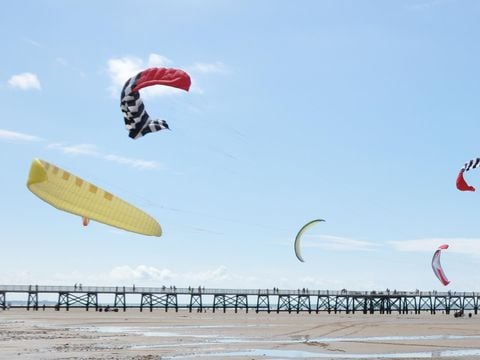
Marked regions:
[1,0,480,291]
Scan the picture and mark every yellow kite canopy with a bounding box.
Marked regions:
[26,158,162,236]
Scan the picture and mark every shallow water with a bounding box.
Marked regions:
[78,325,480,358]
[164,348,480,359]
[307,334,480,343]
[86,325,480,343]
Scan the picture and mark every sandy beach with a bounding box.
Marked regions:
[1,309,480,359]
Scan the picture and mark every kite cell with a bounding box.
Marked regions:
[26,158,162,236]
[120,67,191,139]
[294,219,325,262]
[456,157,480,191]
[431,244,450,286]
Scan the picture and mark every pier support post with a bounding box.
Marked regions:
[419,295,433,314]
[235,294,248,313]
[277,295,291,313]
[140,293,177,312]
[335,295,349,314]
[256,295,270,313]
[114,290,126,312]
[27,292,38,311]
[189,294,202,313]
[316,295,331,313]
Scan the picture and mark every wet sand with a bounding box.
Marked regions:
[1,309,480,359]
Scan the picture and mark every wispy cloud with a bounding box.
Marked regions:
[103,154,159,169]
[0,129,44,143]
[190,61,227,74]
[55,57,68,67]
[47,143,161,170]
[390,238,480,255]
[302,234,380,252]
[23,38,42,48]
[1,129,160,170]
[47,143,99,156]
[55,57,86,78]
[187,61,227,94]
[8,72,41,90]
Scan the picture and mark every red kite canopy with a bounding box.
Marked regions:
[456,157,480,192]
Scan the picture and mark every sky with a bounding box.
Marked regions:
[1,0,480,292]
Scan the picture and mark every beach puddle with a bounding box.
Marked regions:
[78,326,480,358]
[306,334,480,343]
[87,326,480,344]
[131,338,251,350]
[83,326,196,337]
[165,348,480,359]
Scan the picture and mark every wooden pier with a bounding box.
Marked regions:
[0,285,477,314]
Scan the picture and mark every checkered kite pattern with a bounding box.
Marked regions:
[120,67,191,139]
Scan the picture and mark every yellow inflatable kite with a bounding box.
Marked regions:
[26,158,161,236]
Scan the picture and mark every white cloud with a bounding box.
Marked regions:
[0,270,35,284]
[148,53,172,67]
[390,238,480,256]
[0,265,246,289]
[55,57,68,66]
[190,61,227,74]
[47,143,99,156]
[110,265,174,282]
[107,56,143,92]
[23,38,42,48]
[185,266,229,282]
[107,54,180,97]
[107,265,230,284]
[103,154,160,170]
[300,275,375,291]
[47,143,161,170]
[187,62,227,94]
[55,57,86,78]
[0,129,43,143]
[302,234,380,252]
[1,138,159,170]
[8,72,41,90]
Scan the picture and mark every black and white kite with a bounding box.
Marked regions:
[120,67,191,139]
